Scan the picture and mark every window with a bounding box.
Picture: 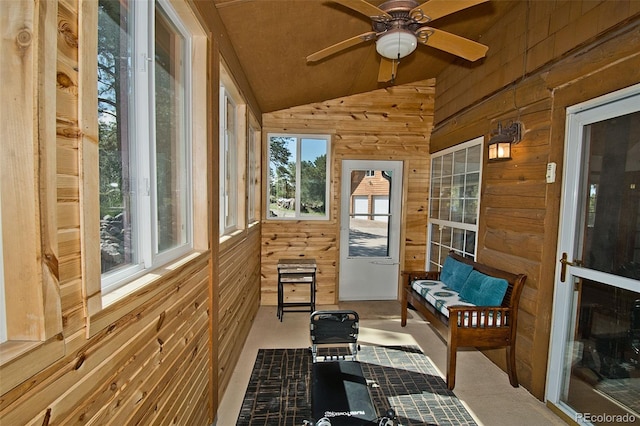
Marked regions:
[267,133,330,220]
[220,87,237,233]
[427,137,483,269]
[219,63,246,236]
[98,0,193,293]
[248,114,261,223]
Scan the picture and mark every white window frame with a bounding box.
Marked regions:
[220,85,238,234]
[219,62,247,237]
[266,133,331,221]
[427,136,483,269]
[99,0,194,294]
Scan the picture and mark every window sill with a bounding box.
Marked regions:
[88,250,208,337]
[219,228,246,251]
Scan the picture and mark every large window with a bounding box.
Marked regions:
[267,134,330,220]
[98,0,193,293]
[427,137,483,269]
[219,63,246,236]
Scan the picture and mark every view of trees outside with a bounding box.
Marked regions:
[98,1,188,276]
[98,0,133,274]
[268,135,328,218]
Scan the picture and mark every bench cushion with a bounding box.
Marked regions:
[410,280,474,317]
[410,279,504,326]
[459,270,508,306]
[439,256,474,292]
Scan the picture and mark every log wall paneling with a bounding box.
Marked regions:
[262,81,434,305]
[431,2,640,400]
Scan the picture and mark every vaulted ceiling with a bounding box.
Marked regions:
[211,0,518,113]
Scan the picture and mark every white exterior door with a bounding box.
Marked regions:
[546,84,640,423]
[339,160,403,301]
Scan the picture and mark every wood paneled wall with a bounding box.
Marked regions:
[217,226,261,397]
[1,1,245,423]
[261,81,434,305]
[431,1,640,400]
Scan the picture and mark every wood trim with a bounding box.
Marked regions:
[79,0,102,319]
[0,0,62,342]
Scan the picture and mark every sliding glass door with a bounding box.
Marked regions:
[547,84,640,424]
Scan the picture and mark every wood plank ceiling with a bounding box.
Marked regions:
[212,0,518,113]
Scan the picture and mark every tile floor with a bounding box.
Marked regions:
[214,303,566,425]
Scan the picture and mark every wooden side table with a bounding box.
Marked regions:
[277,258,317,321]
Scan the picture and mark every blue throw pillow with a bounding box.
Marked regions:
[439,256,473,292]
[460,270,508,306]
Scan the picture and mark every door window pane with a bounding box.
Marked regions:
[581,111,640,280]
[348,170,391,257]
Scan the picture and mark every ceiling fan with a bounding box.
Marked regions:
[306,0,490,82]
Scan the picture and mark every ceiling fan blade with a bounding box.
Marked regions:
[420,27,488,61]
[378,57,396,82]
[411,0,489,22]
[306,31,376,63]
[332,0,392,20]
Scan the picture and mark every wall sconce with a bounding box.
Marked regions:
[488,121,522,161]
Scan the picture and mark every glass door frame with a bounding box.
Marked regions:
[546,83,640,422]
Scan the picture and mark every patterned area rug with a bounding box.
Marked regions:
[237,345,477,426]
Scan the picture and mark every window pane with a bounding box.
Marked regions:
[465,230,476,255]
[268,136,296,218]
[452,228,464,251]
[248,125,259,222]
[453,149,466,174]
[465,172,479,198]
[155,6,188,253]
[223,95,237,229]
[581,112,640,279]
[98,0,135,274]
[442,153,453,177]
[467,145,481,172]
[300,138,327,218]
[439,199,451,221]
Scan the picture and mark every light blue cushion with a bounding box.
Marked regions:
[460,270,508,306]
[410,280,474,317]
[439,256,473,292]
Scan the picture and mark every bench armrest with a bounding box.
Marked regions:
[401,270,440,287]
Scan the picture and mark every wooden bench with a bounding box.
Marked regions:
[401,252,527,390]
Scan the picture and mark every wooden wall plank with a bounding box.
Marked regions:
[262,80,434,305]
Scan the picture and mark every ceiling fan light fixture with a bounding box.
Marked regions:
[376,29,417,59]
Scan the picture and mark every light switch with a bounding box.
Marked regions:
[546,162,557,183]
